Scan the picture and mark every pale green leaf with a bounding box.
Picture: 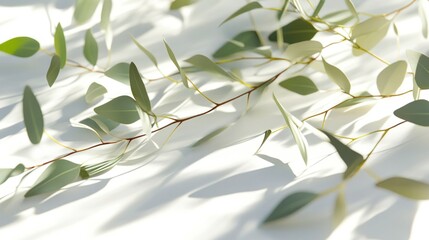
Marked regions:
[73,0,100,24]
[79,115,119,135]
[131,37,158,67]
[406,50,423,97]
[311,0,325,17]
[322,130,364,179]
[322,58,351,93]
[170,0,198,10]
[46,55,60,87]
[334,97,373,109]
[85,82,107,104]
[105,62,130,84]
[220,2,262,26]
[351,16,391,56]
[284,40,322,61]
[376,177,429,200]
[418,0,429,38]
[344,0,359,22]
[416,54,429,89]
[279,76,318,95]
[333,189,347,227]
[23,86,44,144]
[129,62,152,114]
[277,0,290,20]
[256,130,272,153]
[25,160,80,197]
[0,37,39,57]
[164,40,188,87]
[264,192,318,223]
[185,54,239,81]
[394,100,429,126]
[101,0,112,31]
[273,94,308,164]
[80,154,123,179]
[269,18,317,44]
[376,60,407,95]
[94,96,140,124]
[213,31,262,59]
[321,10,354,26]
[0,164,25,185]
[54,23,67,68]
[84,30,98,66]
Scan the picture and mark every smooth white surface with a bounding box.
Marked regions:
[1,0,429,239]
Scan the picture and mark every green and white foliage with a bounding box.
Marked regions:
[2,0,429,234]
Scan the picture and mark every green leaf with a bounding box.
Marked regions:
[279,76,318,95]
[101,0,112,31]
[129,62,152,114]
[322,130,364,179]
[79,115,119,135]
[415,54,429,89]
[273,94,309,164]
[213,31,262,59]
[311,0,325,17]
[256,130,272,153]
[185,54,239,81]
[333,189,347,227]
[321,10,354,26]
[406,50,423,97]
[170,0,198,10]
[344,0,359,22]
[105,62,130,84]
[284,40,323,61]
[80,154,123,179]
[322,58,351,93]
[277,0,290,20]
[334,97,373,109]
[94,96,140,124]
[0,37,39,57]
[220,2,263,26]
[131,37,158,67]
[25,160,80,197]
[376,177,429,200]
[46,55,61,87]
[376,60,407,95]
[394,100,429,126]
[351,16,391,56]
[85,82,107,104]
[264,192,318,223]
[23,86,44,144]
[84,29,98,66]
[54,23,67,68]
[0,164,25,185]
[418,0,429,38]
[73,0,100,24]
[269,18,318,44]
[164,40,188,87]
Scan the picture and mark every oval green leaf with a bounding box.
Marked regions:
[351,16,390,56]
[322,130,364,179]
[279,76,318,95]
[269,18,317,44]
[273,95,308,164]
[80,154,122,179]
[94,96,140,124]
[220,2,262,26]
[284,40,323,61]
[256,129,272,153]
[79,115,119,136]
[376,177,429,200]
[85,82,107,104]
[264,192,318,223]
[0,164,25,185]
[54,23,67,68]
[377,60,407,95]
[185,54,239,81]
[213,31,262,59]
[0,37,39,57]
[25,160,80,197]
[101,0,112,31]
[418,0,429,38]
[73,0,100,24]
[164,40,188,87]
[46,54,61,87]
[394,99,429,126]
[84,29,98,66]
[105,62,130,84]
[415,54,429,89]
[322,58,351,93]
[23,86,44,144]
[131,37,158,67]
[170,0,198,10]
[129,62,152,114]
